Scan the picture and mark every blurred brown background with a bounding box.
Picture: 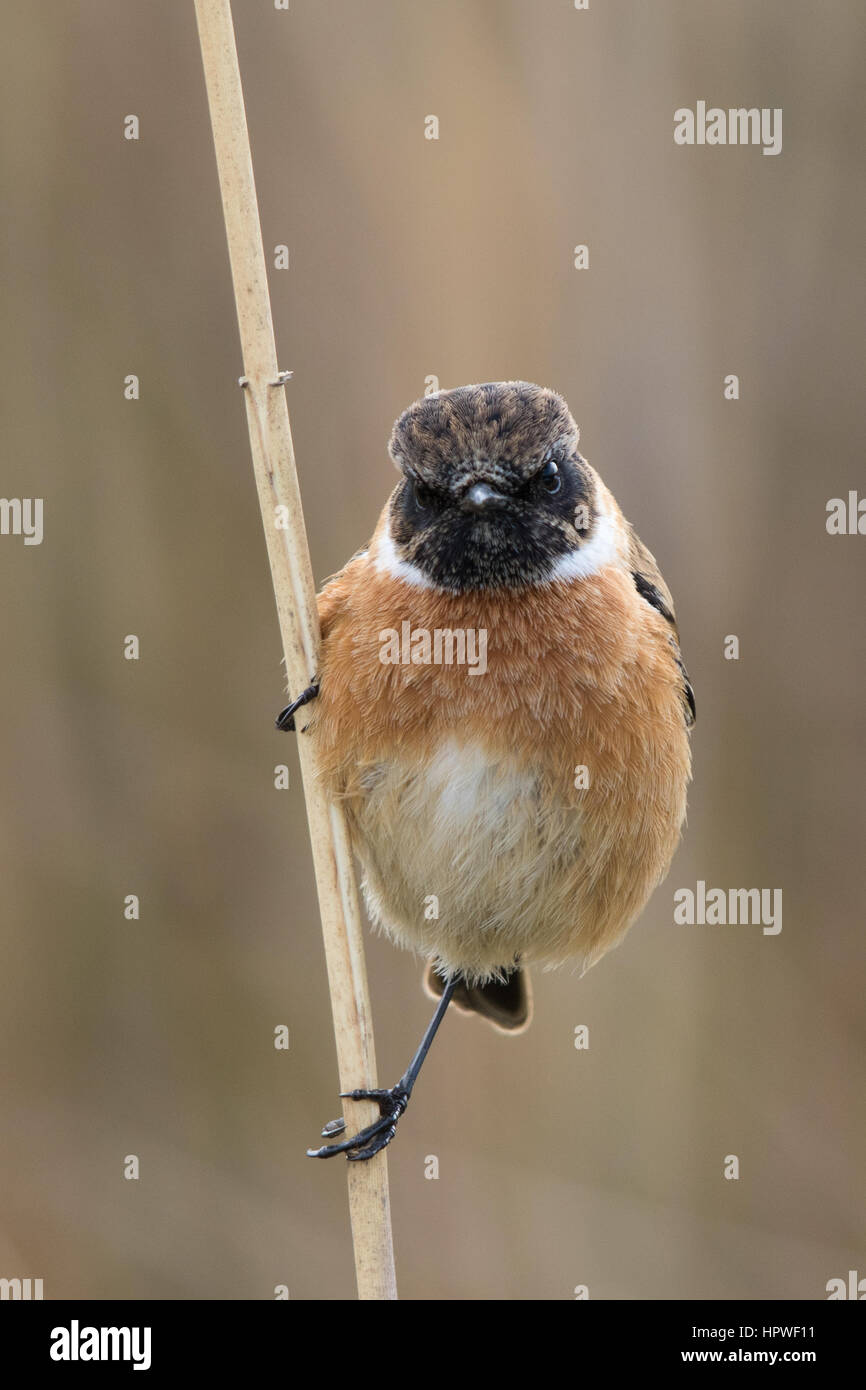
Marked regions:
[0,0,863,1300]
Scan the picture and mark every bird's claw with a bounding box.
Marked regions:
[307,1085,410,1162]
[276,680,319,732]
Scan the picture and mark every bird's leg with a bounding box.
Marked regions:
[275,681,319,732]
[308,977,458,1162]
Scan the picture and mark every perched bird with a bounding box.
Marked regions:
[279,381,694,1160]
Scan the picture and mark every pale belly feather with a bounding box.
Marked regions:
[348,738,585,983]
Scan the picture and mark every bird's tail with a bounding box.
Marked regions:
[423,961,532,1033]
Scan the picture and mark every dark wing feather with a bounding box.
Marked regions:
[628,526,695,728]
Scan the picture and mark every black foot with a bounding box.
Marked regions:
[307,1086,410,1162]
[276,681,319,732]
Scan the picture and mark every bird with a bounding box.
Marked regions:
[278,380,694,1161]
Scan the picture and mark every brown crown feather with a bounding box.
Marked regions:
[388,381,581,488]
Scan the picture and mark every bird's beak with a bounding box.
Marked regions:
[461,482,508,513]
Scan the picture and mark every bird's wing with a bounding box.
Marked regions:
[627,525,696,728]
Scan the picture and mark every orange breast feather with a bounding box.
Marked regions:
[308,547,690,978]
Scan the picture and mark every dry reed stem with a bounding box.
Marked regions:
[194,0,397,1300]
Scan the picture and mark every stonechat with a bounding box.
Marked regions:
[279,381,694,1160]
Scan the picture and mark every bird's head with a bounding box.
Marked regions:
[382,381,611,591]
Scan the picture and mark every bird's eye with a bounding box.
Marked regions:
[540,458,561,494]
[413,480,434,510]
